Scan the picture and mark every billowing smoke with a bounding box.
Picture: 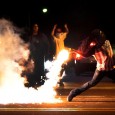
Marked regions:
[0,18,30,87]
[0,19,62,104]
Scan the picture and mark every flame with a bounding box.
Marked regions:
[45,49,69,82]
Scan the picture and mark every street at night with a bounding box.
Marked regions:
[0,1,115,115]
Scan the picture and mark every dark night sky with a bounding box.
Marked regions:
[0,0,114,46]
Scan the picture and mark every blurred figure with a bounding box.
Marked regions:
[51,24,69,87]
[27,23,50,88]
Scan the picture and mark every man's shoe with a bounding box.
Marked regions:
[67,95,74,102]
[67,91,76,102]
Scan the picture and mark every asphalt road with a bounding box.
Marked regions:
[0,71,115,115]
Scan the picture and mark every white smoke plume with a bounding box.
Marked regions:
[0,18,30,87]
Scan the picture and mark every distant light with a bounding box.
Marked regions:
[42,8,48,13]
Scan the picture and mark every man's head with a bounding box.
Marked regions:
[33,24,39,34]
[89,29,106,48]
[55,28,63,38]
[76,29,106,57]
[56,28,62,33]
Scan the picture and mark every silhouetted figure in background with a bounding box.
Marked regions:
[27,23,50,88]
[51,24,69,87]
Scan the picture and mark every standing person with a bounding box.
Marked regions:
[51,24,69,87]
[67,29,115,102]
[28,23,50,88]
